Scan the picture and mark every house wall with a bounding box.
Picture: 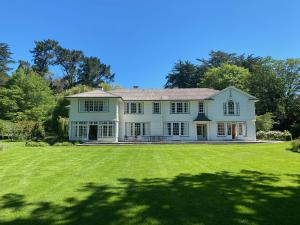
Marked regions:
[68,87,257,142]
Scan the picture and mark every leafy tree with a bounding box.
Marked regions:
[49,85,93,134]
[256,112,276,131]
[56,47,84,88]
[0,68,55,121]
[165,61,199,88]
[31,39,59,76]
[245,58,284,115]
[199,64,250,90]
[0,43,14,86]
[78,57,114,87]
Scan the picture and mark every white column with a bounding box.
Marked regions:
[115,100,119,142]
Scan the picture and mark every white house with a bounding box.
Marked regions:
[66,86,258,142]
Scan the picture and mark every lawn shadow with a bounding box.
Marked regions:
[0,170,299,225]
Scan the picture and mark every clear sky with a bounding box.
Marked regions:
[1,0,300,88]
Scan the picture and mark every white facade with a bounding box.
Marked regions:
[67,86,257,142]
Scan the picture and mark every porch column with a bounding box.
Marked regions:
[115,121,119,142]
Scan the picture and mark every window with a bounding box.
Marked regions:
[238,123,243,135]
[125,122,150,136]
[153,102,161,114]
[170,102,189,113]
[227,123,232,135]
[223,101,240,116]
[199,102,204,113]
[71,121,88,139]
[98,121,115,138]
[124,102,144,114]
[228,100,235,115]
[79,99,108,112]
[217,122,225,136]
[164,122,189,136]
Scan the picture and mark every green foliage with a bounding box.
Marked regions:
[291,139,300,152]
[50,85,93,134]
[25,141,49,147]
[256,130,292,141]
[0,68,55,121]
[57,117,69,139]
[256,113,276,132]
[199,64,250,90]
[78,56,114,87]
[56,47,84,88]
[53,141,74,146]
[165,61,199,88]
[30,39,59,76]
[0,42,14,76]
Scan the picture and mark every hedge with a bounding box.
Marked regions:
[256,130,292,141]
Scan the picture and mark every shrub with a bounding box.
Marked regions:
[25,141,49,147]
[256,130,292,141]
[291,139,300,153]
[256,112,276,131]
[53,142,74,146]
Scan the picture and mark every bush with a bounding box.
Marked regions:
[256,130,292,141]
[291,139,300,153]
[25,141,49,147]
[53,142,74,146]
[256,112,276,131]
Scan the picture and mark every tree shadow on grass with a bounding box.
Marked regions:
[0,170,299,225]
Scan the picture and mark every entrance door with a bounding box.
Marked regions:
[232,124,236,140]
[197,124,207,140]
[89,125,98,140]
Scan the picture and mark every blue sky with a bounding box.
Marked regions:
[1,0,300,88]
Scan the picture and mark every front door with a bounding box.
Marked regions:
[232,124,236,140]
[89,125,98,140]
[197,124,207,140]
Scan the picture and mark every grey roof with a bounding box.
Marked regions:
[65,88,219,100]
[194,113,211,121]
[109,88,219,101]
[66,89,120,98]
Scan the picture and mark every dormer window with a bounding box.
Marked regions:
[223,100,240,116]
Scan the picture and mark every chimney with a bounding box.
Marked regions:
[133,85,139,89]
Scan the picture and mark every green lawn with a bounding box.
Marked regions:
[0,142,299,225]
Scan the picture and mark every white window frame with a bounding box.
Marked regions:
[125,122,150,136]
[217,122,225,136]
[79,99,109,112]
[223,101,240,116]
[170,102,189,114]
[199,102,204,113]
[124,102,144,114]
[152,102,161,114]
[164,122,189,136]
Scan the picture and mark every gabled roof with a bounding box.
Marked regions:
[208,86,258,101]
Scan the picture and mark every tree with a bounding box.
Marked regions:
[0,68,55,121]
[198,64,250,90]
[56,47,84,88]
[78,57,114,87]
[256,112,276,131]
[0,43,14,86]
[245,58,284,115]
[31,39,59,76]
[165,61,199,88]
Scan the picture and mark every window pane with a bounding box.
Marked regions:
[184,102,189,113]
[131,103,137,113]
[177,103,183,113]
[227,123,232,135]
[199,102,204,113]
[173,122,179,135]
[228,101,235,115]
[171,103,176,113]
[153,102,160,113]
[239,123,243,135]
[218,122,225,135]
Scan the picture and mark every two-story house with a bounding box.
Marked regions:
[66,86,257,142]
